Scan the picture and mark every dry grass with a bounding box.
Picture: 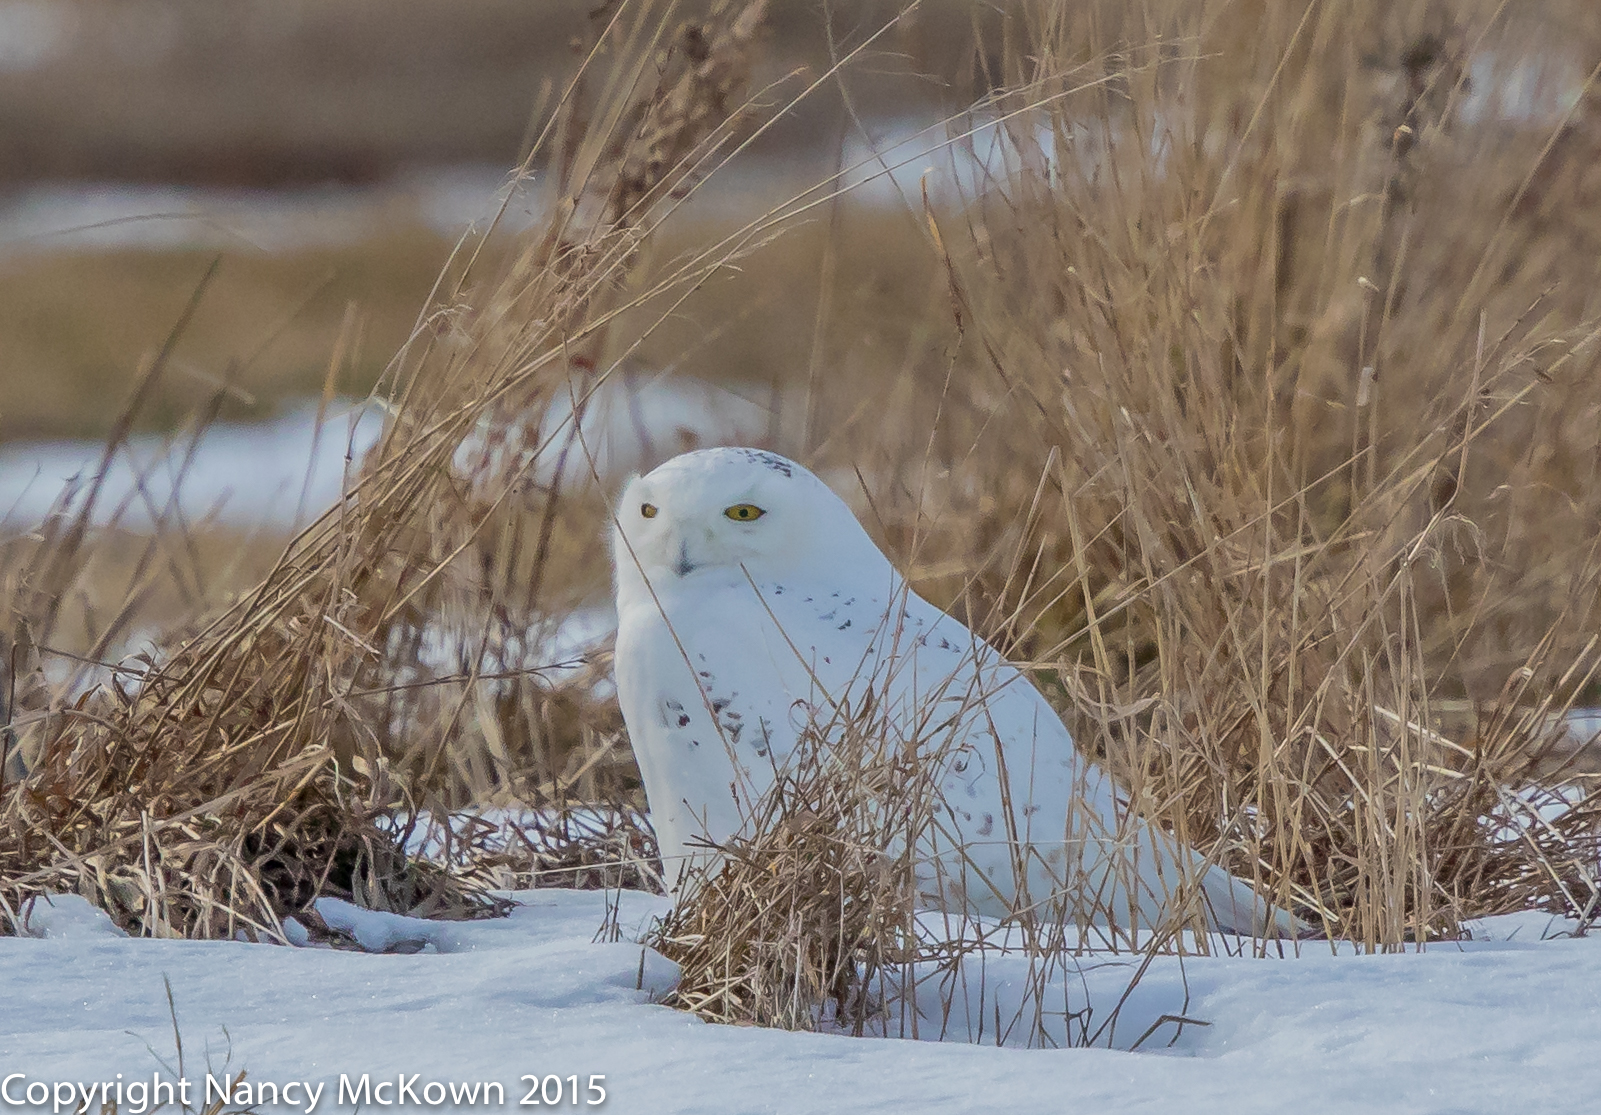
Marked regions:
[0,369,512,935]
[409,806,660,893]
[806,0,1601,950]
[0,203,945,445]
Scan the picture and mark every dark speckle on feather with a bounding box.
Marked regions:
[837,620,851,631]
[977,813,994,837]
[660,697,688,727]
[737,448,793,476]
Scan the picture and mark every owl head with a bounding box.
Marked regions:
[612,447,885,600]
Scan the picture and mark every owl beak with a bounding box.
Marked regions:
[672,538,697,578]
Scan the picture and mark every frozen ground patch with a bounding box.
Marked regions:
[3,888,1599,1114]
[0,400,384,531]
[0,116,1048,261]
[0,167,535,257]
[1566,708,1601,745]
[0,373,769,531]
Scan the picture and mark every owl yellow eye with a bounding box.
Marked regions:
[724,503,766,522]
[640,503,658,519]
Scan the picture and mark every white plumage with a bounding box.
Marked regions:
[612,447,1297,937]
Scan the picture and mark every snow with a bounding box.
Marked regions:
[0,114,1067,261]
[0,168,533,258]
[305,899,453,956]
[3,887,1598,1115]
[13,893,127,941]
[0,401,383,531]
[1566,709,1601,745]
[453,368,771,494]
[0,372,768,531]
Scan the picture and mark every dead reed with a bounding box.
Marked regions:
[410,805,661,894]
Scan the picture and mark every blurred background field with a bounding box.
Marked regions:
[3,0,1601,954]
[0,0,988,441]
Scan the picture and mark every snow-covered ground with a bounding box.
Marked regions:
[3,889,1597,1115]
[0,373,769,530]
[0,115,1019,262]
[0,401,384,532]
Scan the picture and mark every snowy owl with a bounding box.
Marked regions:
[612,447,1299,937]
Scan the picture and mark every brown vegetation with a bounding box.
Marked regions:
[808,0,1601,951]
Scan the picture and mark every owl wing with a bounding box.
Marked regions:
[762,581,1289,934]
[749,579,1113,912]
